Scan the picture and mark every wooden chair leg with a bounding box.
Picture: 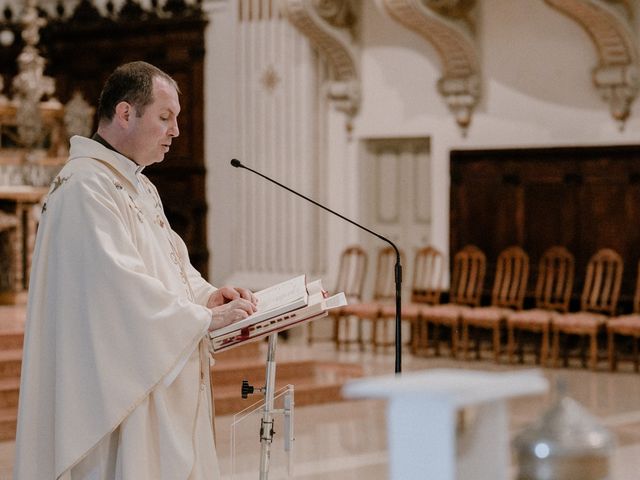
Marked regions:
[540,327,549,367]
[358,318,365,351]
[419,319,426,353]
[474,326,481,360]
[507,323,516,364]
[450,322,458,358]
[518,331,525,364]
[589,332,598,370]
[333,315,342,350]
[493,324,501,363]
[434,322,442,356]
[461,321,469,360]
[634,336,639,373]
[579,335,588,368]
[371,319,379,351]
[608,329,616,371]
[551,328,560,368]
[415,318,427,354]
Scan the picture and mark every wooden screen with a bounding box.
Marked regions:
[0,1,209,276]
[450,145,640,311]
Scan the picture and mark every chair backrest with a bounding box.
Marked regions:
[335,245,368,303]
[410,246,444,305]
[450,245,486,306]
[534,246,575,312]
[372,246,405,302]
[580,248,623,315]
[491,246,529,309]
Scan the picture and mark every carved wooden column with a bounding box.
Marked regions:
[544,0,640,130]
[383,0,481,135]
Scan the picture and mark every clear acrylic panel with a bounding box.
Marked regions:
[228,384,295,479]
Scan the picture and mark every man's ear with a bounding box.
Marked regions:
[114,101,133,128]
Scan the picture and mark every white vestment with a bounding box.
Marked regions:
[14,136,220,479]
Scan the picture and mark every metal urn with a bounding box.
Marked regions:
[513,383,615,480]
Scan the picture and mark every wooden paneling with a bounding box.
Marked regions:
[451,145,640,311]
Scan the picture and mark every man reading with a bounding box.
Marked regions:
[14,61,256,479]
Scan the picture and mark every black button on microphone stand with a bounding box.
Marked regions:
[231,158,403,374]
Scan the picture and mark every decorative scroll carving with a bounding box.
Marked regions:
[545,0,639,130]
[282,0,360,116]
[383,0,480,135]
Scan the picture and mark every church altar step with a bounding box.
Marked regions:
[0,321,364,440]
[210,342,364,416]
[211,356,364,416]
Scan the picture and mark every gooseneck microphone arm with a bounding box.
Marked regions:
[231,158,403,374]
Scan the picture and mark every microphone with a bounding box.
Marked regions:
[231,158,403,374]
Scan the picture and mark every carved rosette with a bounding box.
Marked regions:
[545,0,640,129]
[384,0,481,135]
[281,0,360,116]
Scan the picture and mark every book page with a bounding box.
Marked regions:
[210,275,309,339]
[254,275,307,314]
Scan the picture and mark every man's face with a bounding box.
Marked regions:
[125,77,180,166]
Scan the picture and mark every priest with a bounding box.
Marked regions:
[14,61,257,479]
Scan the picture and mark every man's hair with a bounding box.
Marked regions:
[97,61,180,122]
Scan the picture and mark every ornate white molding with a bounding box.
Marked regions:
[383,0,480,135]
[281,0,360,116]
[545,0,639,129]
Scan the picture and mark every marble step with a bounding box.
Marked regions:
[211,360,363,416]
[0,349,22,379]
[213,380,346,417]
[0,331,23,350]
[0,406,16,442]
[0,378,19,441]
[212,358,356,384]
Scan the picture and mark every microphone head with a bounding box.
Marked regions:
[230,159,242,168]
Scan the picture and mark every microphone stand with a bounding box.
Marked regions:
[231,158,403,374]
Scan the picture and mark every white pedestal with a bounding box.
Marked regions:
[343,369,548,480]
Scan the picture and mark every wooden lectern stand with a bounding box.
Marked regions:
[343,369,548,480]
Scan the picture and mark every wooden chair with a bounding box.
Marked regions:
[378,246,445,354]
[308,245,367,346]
[418,245,486,358]
[461,246,529,362]
[506,246,574,366]
[607,261,640,371]
[551,248,623,370]
[339,246,404,351]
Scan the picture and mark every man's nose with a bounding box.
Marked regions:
[169,119,179,138]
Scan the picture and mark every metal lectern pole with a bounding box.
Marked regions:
[259,333,278,479]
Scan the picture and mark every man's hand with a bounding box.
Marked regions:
[209,298,257,332]
[207,286,258,308]
[207,286,258,332]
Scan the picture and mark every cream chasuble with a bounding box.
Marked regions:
[14,136,221,479]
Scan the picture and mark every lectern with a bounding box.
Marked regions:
[343,369,548,480]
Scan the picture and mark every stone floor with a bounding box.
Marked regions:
[3,330,640,479]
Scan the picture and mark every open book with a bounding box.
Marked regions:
[209,275,346,353]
